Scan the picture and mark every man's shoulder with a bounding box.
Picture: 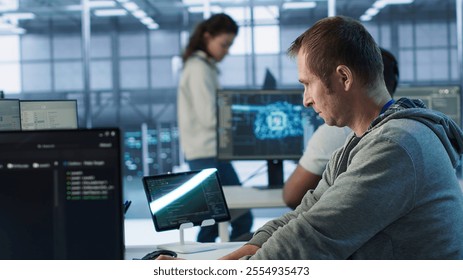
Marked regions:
[368,118,439,146]
[376,117,428,132]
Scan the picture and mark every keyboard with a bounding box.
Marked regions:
[158,241,218,254]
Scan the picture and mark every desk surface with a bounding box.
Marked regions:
[125,242,244,260]
[223,186,285,209]
[219,186,286,242]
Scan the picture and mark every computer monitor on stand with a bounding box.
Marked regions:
[217,89,323,188]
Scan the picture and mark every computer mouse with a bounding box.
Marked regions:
[141,249,177,260]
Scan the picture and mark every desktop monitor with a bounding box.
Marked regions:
[0,128,124,259]
[0,99,20,131]
[217,89,323,187]
[20,100,78,130]
[394,86,461,126]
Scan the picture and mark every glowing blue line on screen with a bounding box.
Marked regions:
[231,104,304,112]
[231,105,261,112]
[149,168,216,215]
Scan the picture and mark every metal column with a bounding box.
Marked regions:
[328,0,336,17]
[81,0,92,128]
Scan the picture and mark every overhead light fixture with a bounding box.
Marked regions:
[0,8,28,35]
[67,1,116,11]
[282,1,317,10]
[94,9,127,17]
[147,23,159,30]
[0,22,25,35]
[122,1,139,12]
[11,27,25,34]
[360,0,414,21]
[365,8,380,17]
[0,27,25,35]
[384,0,414,4]
[2,12,35,21]
[188,5,223,14]
[182,0,227,5]
[182,0,205,5]
[373,0,414,8]
[0,1,18,12]
[88,1,116,8]
[113,0,160,30]
[140,17,154,25]
[373,1,388,9]
[132,10,147,19]
[360,15,372,22]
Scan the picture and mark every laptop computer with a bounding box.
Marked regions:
[142,168,231,253]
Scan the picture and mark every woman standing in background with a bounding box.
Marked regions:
[177,13,253,242]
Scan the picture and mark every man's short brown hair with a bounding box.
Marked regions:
[288,16,383,91]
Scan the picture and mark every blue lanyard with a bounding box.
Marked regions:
[380,99,395,115]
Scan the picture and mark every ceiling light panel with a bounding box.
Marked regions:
[282,2,317,10]
[94,9,128,17]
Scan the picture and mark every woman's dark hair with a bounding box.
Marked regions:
[182,13,238,63]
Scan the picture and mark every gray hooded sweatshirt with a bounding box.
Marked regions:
[245,98,463,259]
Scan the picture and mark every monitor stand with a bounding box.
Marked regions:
[266,159,284,188]
[157,220,218,254]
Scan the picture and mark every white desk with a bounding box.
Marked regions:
[125,242,245,260]
[219,186,286,242]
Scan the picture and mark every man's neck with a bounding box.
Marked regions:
[349,88,391,137]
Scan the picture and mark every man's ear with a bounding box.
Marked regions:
[335,65,353,91]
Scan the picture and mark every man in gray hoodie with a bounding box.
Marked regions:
[220,16,463,260]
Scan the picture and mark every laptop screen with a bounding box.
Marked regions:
[143,168,230,232]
